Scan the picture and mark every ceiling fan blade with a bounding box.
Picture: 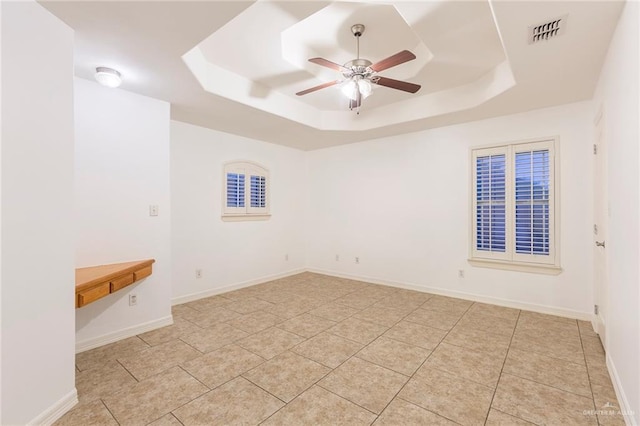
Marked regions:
[309,58,349,72]
[295,80,341,96]
[373,76,421,94]
[369,50,416,72]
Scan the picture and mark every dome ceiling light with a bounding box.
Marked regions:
[95,67,122,88]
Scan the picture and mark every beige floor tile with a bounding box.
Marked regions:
[225,296,275,314]
[184,295,231,311]
[517,312,580,337]
[503,348,591,397]
[444,325,512,357]
[353,306,408,327]
[182,344,265,388]
[582,335,605,357]
[511,327,585,364]
[398,368,493,426]
[243,351,331,402]
[103,366,208,425]
[457,310,517,337]
[586,358,614,387]
[335,292,381,309]
[518,310,577,324]
[374,398,457,425]
[492,374,597,425]
[75,359,137,403]
[262,385,376,426]
[308,303,361,321]
[421,342,504,387]
[485,409,535,425]
[356,337,430,376]
[578,320,599,338]
[276,313,336,338]
[76,336,149,371]
[383,320,447,350]
[53,399,118,426]
[138,318,202,346]
[372,293,426,312]
[226,310,283,334]
[173,377,284,425]
[318,357,408,414]
[71,275,617,426]
[592,382,628,426]
[147,413,183,426]
[171,303,200,320]
[467,302,520,320]
[237,327,305,359]
[118,339,201,380]
[264,299,318,319]
[328,317,389,345]
[179,322,248,353]
[404,308,462,331]
[292,332,363,368]
[185,307,241,328]
[421,295,473,315]
[253,289,297,304]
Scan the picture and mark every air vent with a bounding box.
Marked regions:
[528,15,567,44]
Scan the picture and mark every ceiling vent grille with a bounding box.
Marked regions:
[528,15,567,44]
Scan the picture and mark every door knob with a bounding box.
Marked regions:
[595,241,606,248]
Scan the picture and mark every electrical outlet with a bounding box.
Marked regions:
[195,269,202,279]
[149,205,159,216]
[355,257,360,264]
[129,294,137,306]
[458,269,465,278]
[335,254,340,261]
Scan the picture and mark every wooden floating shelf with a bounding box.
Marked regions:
[75,259,155,308]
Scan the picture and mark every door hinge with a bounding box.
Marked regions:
[594,304,599,315]
[594,224,598,235]
[593,144,598,155]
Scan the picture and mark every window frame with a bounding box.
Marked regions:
[222,160,270,221]
[469,137,561,274]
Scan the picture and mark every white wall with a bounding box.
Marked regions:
[171,121,306,302]
[1,2,76,424]
[307,101,594,318]
[74,79,172,351]
[592,1,639,423]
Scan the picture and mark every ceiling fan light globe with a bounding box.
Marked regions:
[341,80,358,100]
[358,79,372,99]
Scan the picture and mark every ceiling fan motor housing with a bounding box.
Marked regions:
[343,58,373,78]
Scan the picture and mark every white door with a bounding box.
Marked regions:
[593,107,609,348]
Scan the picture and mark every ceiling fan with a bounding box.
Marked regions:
[296,24,421,113]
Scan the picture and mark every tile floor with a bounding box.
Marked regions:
[57,273,626,426]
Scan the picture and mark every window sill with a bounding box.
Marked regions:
[468,258,562,275]
[221,214,271,222]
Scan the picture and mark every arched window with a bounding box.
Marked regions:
[222,161,270,220]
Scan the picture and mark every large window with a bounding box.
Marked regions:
[222,161,270,220]
[471,138,560,273]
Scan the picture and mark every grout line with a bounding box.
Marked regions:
[99,398,122,426]
[484,309,521,426]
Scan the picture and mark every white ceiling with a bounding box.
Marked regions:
[40,0,625,150]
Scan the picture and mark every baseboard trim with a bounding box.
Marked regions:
[172,268,306,306]
[28,388,78,426]
[607,353,637,426]
[75,315,173,353]
[307,267,593,321]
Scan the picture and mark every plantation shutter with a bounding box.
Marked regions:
[473,147,509,260]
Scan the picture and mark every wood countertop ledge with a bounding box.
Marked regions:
[75,259,155,308]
